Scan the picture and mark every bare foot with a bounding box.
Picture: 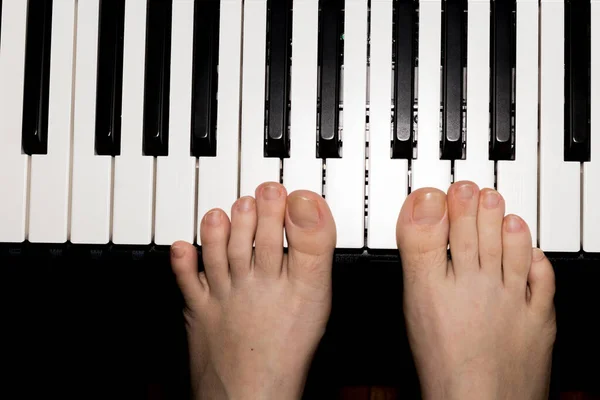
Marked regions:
[397,181,556,400]
[170,182,336,400]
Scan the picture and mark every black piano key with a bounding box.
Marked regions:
[440,0,465,160]
[392,0,416,159]
[264,0,292,158]
[22,0,53,156]
[564,0,591,162]
[95,0,125,156]
[142,0,172,157]
[317,0,343,159]
[489,0,515,161]
[191,0,220,158]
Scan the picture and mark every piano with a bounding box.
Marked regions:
[0,0,598,398]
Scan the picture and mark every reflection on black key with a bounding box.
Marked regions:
[143,0,172,157]
[440,0,465,160]
[22,0,53,156]
[392,0,416,159]
[490,0,514,161]
[317,0,343,159]
[564,0,591,162]
[191,0,220,157]
[0,0,3,43]
[95,0,125,156]
[264,0,292,158]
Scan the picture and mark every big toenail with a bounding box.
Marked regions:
[483,191,500,208]
[204,210,222,226]
[457,184,474,199]
[237,197,254,212]
[533,248,546,261]
[413,191,446,224]
[262,184,282,200]
[506,215,523,232]
[171,245,185,259]
[288,195,319,229]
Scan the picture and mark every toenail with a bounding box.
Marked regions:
[171,245,186,259]
[505,215,523,233]
[457,183,474,200]
[237,197,254,212]
[533,248,546,261]
[288,195,320,229]
[204,210,222,226]
[483,191,500,209]
[413,191,446,224]
[262,183,282,200]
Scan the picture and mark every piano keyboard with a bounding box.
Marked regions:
[0,0,598,252]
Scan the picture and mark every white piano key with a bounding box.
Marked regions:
[326,0,368,249]
[282,0,321,195]
[367,0,407,249]
[239,0,279,197]
[112,0,154,245]
[583,0,600,252]
[197,0,243,240]
[454,0,494,189]
[539,0,580,252]
[154,0,196,246]
[497,0,539,244]
[0,0,29,242]
[29,0,76,243]
[411,0,451,192]
[70,0,113,244]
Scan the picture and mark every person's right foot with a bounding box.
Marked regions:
[396,181,557,400]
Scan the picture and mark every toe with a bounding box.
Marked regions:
[528,248,556,315]
[501,214,533,292]
[199,209,232,296]
[447,181,481,275]
[285,191,336,293]
[254,182,287,277]
[228,196,257,280]
[477,189,505,277]
[396,188,449,281]
[171,241,205,306]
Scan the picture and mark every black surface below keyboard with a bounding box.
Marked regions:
[0,245,599,399]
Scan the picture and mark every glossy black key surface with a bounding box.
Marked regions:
[142,0,172,157]
[440,0,465,160]
[22,0,53,156]
[564,0,591,162]
[317,0,343,159]
[191,0,220,157]
[392,0,416,159]
[95,0,125,156]
[489,0,515,161]
[264,0,292,158]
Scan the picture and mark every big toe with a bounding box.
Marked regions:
[285,191,336,290]
[396,188,449,280]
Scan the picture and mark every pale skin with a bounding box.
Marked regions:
[170,180,556,400]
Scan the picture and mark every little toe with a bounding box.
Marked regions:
[228,196,257,280]
[171,241,205,306]
[447,181,481,275]
[200,209,232,296]
[502,214,533,292]
[528,248,556,316]
[396,188,449,280]
[285,191,336,291]
[254,182,287,277]
[477,189,505,277]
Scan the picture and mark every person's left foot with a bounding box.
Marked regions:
[170,182,336,400]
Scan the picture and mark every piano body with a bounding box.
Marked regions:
[0,0,599,397]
